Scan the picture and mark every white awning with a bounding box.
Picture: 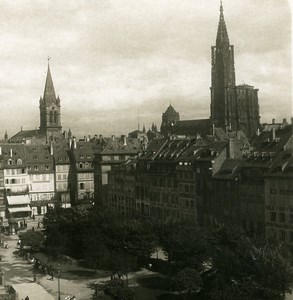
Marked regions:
[8,205,31,213]
[7,195,30,205]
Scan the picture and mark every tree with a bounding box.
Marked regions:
[19,230,45,251]
[175,268,202,300]
[102,279,135,300]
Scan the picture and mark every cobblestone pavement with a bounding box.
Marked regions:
[0,217,156,300]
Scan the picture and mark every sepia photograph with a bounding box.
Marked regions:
[0,0,292,299]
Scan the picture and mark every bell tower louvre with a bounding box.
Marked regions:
[210,2,260,138]
[39,61,62,136]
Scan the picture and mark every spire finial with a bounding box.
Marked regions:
[47,56,51,63]
[220,0,223,13]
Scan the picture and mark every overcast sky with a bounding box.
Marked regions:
[0,0,291,138]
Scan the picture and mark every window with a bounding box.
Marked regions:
[290,232,293,242]
[34,166,38,171]
[45,165,50,170]
[270,212,276,222]
[80,183,85,190]
[280,230,286,241]
[279,213,285,223]
[17,159,22,165]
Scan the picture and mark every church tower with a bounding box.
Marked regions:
[39,62,62,136]
[210,2,260,137]
[210,2,236,129]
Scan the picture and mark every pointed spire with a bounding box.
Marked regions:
[43,58,57,104]
[216,0,229,47]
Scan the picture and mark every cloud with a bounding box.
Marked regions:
[0,0,291,138]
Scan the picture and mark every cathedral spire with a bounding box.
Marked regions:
[43,58,56,104]
[216,0,229,47]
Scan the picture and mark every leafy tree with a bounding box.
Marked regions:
[19,230,45,251]
[102,279,135,300]
[175,268,202,299]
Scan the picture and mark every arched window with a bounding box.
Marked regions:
[54,111,58,124]
[50,111,53,123]
[17,159,22,165]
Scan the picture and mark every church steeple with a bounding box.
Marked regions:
[216,1,230,48]
[39,59,62,135]
[43,62,57,104]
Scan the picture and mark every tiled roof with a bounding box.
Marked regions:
[0,144,27,167]
[98,137,143,155]
[52,142,70,164]
[164,104,178,115]
[172,119,211,136]
[214,158,242,179]
[266,151,293,177]
[10,130,46,143]
[71,141,95,162]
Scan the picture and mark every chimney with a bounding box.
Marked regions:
[88,135,91,141]
[111,135,115,141]
[228,138,235,159]
[272,127,276,141]
[121,135,127,146]
[50,143,54,156]
[73,137,77,149]
[69,138,72,149]
[229,123,232,131]
[272,118,275,124]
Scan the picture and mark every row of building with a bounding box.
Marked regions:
[0,135,144,228]
[108,121,293,243]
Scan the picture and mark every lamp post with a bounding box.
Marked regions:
[57,263,61,300]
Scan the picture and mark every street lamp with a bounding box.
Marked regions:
[57,263,61,300]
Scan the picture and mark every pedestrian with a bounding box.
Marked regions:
[49,265,54,280]
[37,221,40,229]
[32,214,35,221]
[32,226,34,231]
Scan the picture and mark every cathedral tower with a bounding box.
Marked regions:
[39,62,62,136]
[210,2,260,137]
[210,2,236,129]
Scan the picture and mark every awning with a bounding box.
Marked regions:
[8,205,31,213]
[7,195,30,205]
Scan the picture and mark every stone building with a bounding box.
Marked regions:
[160,3,260,140]
[264,145,293,244]
[94,135,143,206]
[210,4,260,137]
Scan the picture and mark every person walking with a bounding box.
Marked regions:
[49,265,54,280]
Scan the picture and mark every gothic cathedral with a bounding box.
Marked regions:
[210,3,260,137]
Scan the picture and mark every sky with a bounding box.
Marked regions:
[0,0,291,138]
